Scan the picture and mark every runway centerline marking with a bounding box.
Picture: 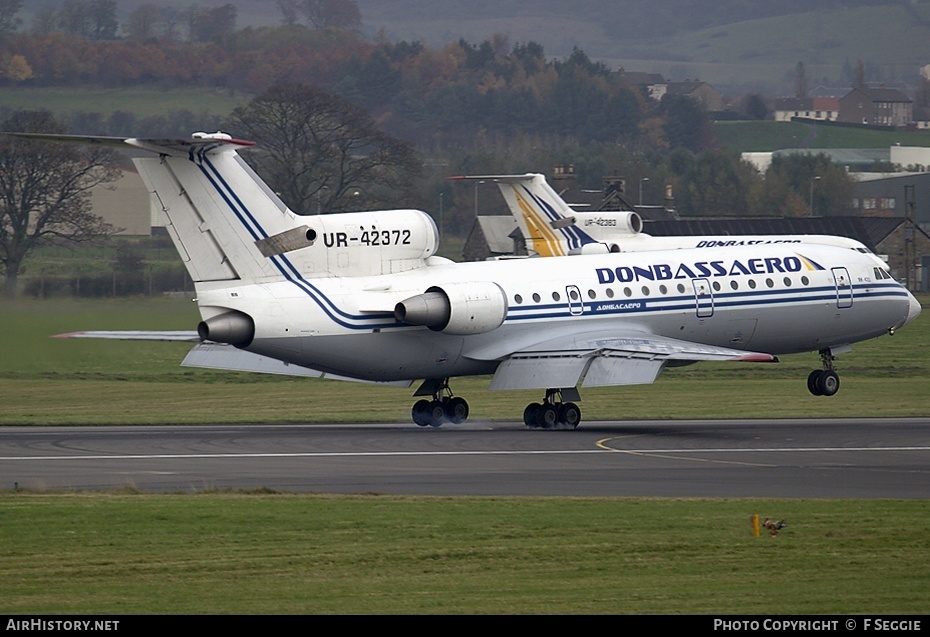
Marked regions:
[3,445,930,462]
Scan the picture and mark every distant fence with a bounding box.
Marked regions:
[20,269,194,298]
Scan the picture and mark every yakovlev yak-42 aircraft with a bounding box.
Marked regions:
[14,133,921,429]
[454,173,887,266]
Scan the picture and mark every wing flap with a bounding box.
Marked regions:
[486,330,777,391]
[488,351,592,391]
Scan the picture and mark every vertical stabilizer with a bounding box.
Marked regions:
[135,144,299,284]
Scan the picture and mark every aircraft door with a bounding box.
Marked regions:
[566,285,584,316]
[693,278,714,318]
[832,267,853,308]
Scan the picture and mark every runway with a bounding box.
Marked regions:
[2,418,930,497]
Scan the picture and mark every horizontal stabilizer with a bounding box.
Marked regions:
[53,330,200,341]
[182,343,414,386]
[181,343,324,377]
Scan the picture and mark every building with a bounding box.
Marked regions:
[773,97,840,122]
[838,87,913,127]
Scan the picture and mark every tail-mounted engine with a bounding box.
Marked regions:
[197,310,255,347]
[394,281,507,335]
[254,209,439,277]
[567,211,642,255]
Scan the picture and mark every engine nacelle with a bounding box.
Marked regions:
[197,310,255,347]
[394,281,507,335]
[576,210,643,236]
[302,209,439,277]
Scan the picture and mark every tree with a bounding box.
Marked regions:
[751,153,855,217]
[300,0,361,30]
[795,61,808,98]
[0,111,121,297]
[0,0,22,38]
[225,83,422,215]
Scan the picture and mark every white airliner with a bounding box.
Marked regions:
[15,133,921,429]
[455,173,888,267]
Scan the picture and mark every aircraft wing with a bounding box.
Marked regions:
[53,330,200,341]
[481,330,778,391]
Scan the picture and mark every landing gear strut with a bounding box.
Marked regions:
[524,388,582,429]
[411,378,469,427]
[807,349,840,397]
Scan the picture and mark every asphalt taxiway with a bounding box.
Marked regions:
[2,418,929,497]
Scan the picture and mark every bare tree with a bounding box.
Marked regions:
[300,0,361,30]
[225,83,422,215]
[0,111,121,297]
[0,0,22,37]
[795,61,808,99]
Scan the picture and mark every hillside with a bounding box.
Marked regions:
[355,0,930,93]
[10,1,930,94]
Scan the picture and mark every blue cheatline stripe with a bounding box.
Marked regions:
[191,149,399,330]
[504,286,910,323]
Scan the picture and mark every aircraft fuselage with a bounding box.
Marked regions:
[194,244,918,383]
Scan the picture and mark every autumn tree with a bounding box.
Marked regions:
[225,83,422,214]
[0,111,120,297]
[752,153,855,217]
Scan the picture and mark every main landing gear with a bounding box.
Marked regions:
[411,378,469,427]
[523,388,582,429]
[807,348,840,397]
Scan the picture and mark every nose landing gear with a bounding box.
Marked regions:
[807,349,841,397]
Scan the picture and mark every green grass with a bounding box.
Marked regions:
[715,120,930,153]
[0,494,927,614]
[1,298,928,614]
[0,86,245,121]
[0,296,927,425]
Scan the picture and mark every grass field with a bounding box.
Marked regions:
[715,120,930,153]
[0,297,927,615]
[0,86,245,121]
[0,494,928,614]
[0,296,927,425]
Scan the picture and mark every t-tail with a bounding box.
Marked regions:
[450,173,643,256]
[9,132,441,285]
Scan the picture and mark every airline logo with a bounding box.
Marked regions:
[595,254,824,284]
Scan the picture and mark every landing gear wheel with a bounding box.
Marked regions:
[807,370,823,396]
[447,397,469,424]
[818,370,840,396]
[428,400,446,427]
[539,405,559,429]
[412,399,432,426]
[559,402,581,429]
[410,378,470,427]
[524,403,541,427]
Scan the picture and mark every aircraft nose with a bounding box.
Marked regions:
[905,292,922,327]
